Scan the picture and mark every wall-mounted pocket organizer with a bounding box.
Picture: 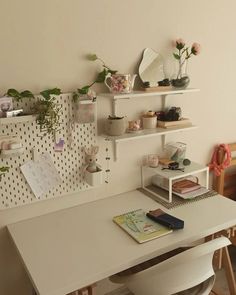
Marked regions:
[85,168,103,186]
[0,93,97,210]
[74,100,96,124]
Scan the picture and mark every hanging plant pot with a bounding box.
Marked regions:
[85,168,103,186]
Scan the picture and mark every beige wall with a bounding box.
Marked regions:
[0,0,236,294]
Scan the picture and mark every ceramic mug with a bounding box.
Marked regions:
[105,74,137,94]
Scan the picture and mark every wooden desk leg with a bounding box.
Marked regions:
[87,286,93,295]
[222,246,236,295]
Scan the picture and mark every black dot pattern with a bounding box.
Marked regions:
[0,94,97,209]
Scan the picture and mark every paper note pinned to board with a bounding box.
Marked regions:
[20,153,61,199]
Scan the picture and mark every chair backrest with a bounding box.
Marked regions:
[112,237,231,295]
[214,143,236,199]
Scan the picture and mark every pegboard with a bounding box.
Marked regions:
[0,93,97,209]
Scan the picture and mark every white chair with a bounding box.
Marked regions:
[110,237,231,295]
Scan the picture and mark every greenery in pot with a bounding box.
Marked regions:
[34,88,62,138]
[73,54,117,102]
[6,88,62,138]
[0,166,9,181]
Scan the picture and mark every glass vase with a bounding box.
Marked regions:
[171,59,190,89]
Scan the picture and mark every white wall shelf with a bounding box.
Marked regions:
[98,88,200,116]
[0,115,36,125]
[99,88,200,161]
[102,125,197,161]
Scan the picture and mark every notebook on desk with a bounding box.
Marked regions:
[113,209,172,243]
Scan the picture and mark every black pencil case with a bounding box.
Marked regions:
[147,209,184,229]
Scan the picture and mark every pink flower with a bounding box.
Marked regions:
[191,42,201,55]
[173,38,185,50]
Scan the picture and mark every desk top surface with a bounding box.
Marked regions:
[7,190,236,295]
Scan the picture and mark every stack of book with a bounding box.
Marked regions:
[151,175,209,199]
[157,118,191,128]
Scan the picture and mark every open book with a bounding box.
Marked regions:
[113,209,172,243]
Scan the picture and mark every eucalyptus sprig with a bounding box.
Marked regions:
[0,166,9,181]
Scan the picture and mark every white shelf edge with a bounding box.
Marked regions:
[101,125,198,143]
[98,88,200,100]
[0,115,36,125]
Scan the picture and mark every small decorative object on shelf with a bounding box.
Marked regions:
[127,119,142,133]
[146,154,159,168]
[0,96,13,118]
[0,166,9,181]
[165,142,187,164]
[142,111,157,129]
[171,38,201,88]
[0,136,24,158]
[105,73,137,94]
[106,115,126,136]
[84,145,103,186]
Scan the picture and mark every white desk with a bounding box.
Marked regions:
[7,190,236,295]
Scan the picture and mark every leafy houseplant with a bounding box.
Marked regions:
[6,89,34,102]
[73,54,117,102]
[34,88,62,137]
[0,166,9,181]
[6,88,62,137]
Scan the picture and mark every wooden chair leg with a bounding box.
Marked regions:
[222,246,236,295]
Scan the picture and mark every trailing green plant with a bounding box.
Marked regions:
[34,88,62,138]
[0,166,9,181]
[6,89,34,102]
[73,54,117,102]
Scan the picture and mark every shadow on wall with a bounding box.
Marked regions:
[0,227,32,295]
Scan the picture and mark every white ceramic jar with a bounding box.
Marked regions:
[142,116,157,129]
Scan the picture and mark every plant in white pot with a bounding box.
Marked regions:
[106,115,126,136]
[84,145,103,186]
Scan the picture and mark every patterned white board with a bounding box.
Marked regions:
[0,93,96,209]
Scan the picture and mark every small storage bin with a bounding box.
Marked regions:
[85,168,103,186]
[74,100,96,124]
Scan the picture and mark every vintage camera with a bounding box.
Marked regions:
[165,107,182,121]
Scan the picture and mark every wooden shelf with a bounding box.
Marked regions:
[102,125,197,143]
[98,88,200,100]
[0,115,36,125]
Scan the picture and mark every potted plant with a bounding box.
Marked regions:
[34,88,62,138]
[6,88,62,138]
[171,39,201,88]
[106,115,126,136]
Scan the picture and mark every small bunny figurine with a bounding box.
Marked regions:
[84,145,100,173]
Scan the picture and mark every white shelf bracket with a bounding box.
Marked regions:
[161,95,167,110]
[161,135,166,150]
[112,99,118,117]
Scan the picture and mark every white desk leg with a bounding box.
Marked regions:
[206,168,209,189]
[169,179,172,203]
